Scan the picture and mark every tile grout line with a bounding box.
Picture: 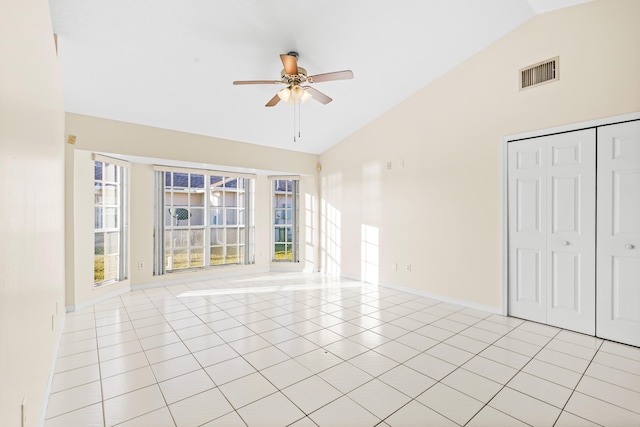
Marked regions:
[143,278,341,425]
[149,283,252,426]
[390,310,516,426]
[42,307,104,425]
[113,291,179,427]
[267,281,445,424]
[319,299,499,426]
[551,338,605,426]
[271,291,517,426]
[94,303,107,427]
[468,321,564,426]
[229,278,392,425]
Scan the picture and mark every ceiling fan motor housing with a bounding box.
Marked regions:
[281,67,307,81]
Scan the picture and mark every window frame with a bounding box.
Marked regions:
[154,167,255,274]
[271,177,299,262]
[93,156,128,286]
[163,171,207,270]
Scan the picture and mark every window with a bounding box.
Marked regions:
[164,172,206,270]
[156,169,254,273]
[272,178,299,262]
[94,159,127,285]
[209,175,247,266]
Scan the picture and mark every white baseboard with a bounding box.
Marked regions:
[340,274,502,315]
[378,281,503,315]
[268,266,320,273]
[340,273,360,282]
[66,286,131,313]
[67,267,274,310]
[130,267,270,292]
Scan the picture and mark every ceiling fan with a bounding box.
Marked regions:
[233,52,354,107]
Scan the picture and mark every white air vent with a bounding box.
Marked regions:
[520,57,559,90]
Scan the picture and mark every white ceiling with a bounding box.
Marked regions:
[49,0,592,155]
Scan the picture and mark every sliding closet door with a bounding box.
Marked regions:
[597,121,640,347]
[508,130,595,334]
[508,138,547,323]
[546,130,595,334]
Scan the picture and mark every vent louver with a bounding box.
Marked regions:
[520,57,559,90]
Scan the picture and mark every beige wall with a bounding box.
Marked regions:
[319,0,640,310]
[65,114,320,307]
[0,0,66,423]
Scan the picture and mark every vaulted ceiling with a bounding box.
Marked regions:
[49,0,592,154]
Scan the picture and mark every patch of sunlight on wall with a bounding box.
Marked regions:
[321,200,342,276]
[361,224,379,284]
[321,172,343,276]
[304,193,316,268]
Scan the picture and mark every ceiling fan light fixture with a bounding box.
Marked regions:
[301,88,312,104]
[288,85,305,104]
[277,87,291,102]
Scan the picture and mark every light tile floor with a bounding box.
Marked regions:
[44,273,640,426]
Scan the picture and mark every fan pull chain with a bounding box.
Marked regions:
[298,99,302,140]
[292,99,302,142]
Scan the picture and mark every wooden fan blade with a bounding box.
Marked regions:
[233,80,281,85]
[305,86,332,104]
[265,94,280,107]
[308,70,354,83]
[280,54,299,75]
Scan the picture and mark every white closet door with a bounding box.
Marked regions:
[508,130,595,334]
[597,121,640,347]
[546,130,595,334]
[508,139,547,323]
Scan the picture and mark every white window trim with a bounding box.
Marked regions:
[93,153,131,169]
[271,177,299,263]
[154,165,256,180]
[93,156,129,286]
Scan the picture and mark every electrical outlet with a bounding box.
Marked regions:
[138,262,144,269]
[406,264,412,272]
[386,161,392,170]
[392,262,397,271]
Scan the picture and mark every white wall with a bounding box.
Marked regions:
[65,114,320,307]
[0,0,66,423]
[319,0,640,310]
